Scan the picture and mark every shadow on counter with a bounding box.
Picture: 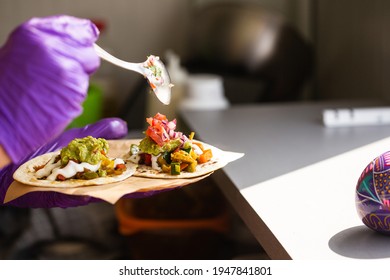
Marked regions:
[328,225,390,259]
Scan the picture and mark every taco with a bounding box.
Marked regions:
[13,136,137,188]
[127,113,222,178]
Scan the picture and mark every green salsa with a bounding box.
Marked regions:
[60,136,109,166]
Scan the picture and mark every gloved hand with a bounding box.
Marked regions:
[0,15,100,164]
[0,118,128,208]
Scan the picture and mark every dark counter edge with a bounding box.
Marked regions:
[179,113,292,260]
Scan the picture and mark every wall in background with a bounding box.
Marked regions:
[0,0,314,116]
[315,0,390,101]
[6,0,388,108]
[193,0,314,42]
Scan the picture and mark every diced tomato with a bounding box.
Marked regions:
[154,113,167,121]
[148,81,157,89]
[144,113,183,146]
[146,117,153,126]
[57,174,66,181]
[142,153,152,166]
[146,126,165,146]
[145,113,171,146]
[147,113,166,124]
[115,163,126,170]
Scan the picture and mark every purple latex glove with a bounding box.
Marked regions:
[0,118,128,208]
[0,15,100,163]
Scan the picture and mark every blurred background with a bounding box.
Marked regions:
[2,0,389,127]
[0,0,309,130]
[1,0,389,260]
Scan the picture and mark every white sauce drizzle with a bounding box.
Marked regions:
[128,154,140,164]
[47,160,101,181]
[113,158,125,166]
[35,156,61,178]
[35,155,126,181]
[151,154,162,171]
[127,148,161,171]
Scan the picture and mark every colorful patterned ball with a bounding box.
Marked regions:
[356,151,390,234]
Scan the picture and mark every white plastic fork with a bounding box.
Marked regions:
[93,43,172,105]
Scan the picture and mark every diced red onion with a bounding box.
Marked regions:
[167,121,176,130]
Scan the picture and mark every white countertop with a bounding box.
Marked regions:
[180,100,390,259]
[242,136,390,259]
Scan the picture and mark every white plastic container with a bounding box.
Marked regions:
[180,74,229,111]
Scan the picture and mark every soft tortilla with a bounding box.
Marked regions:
[13,151,137,188]
[130,140,228,179]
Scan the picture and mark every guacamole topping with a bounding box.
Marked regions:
[60,136,109,166]
[139,136,181,156]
